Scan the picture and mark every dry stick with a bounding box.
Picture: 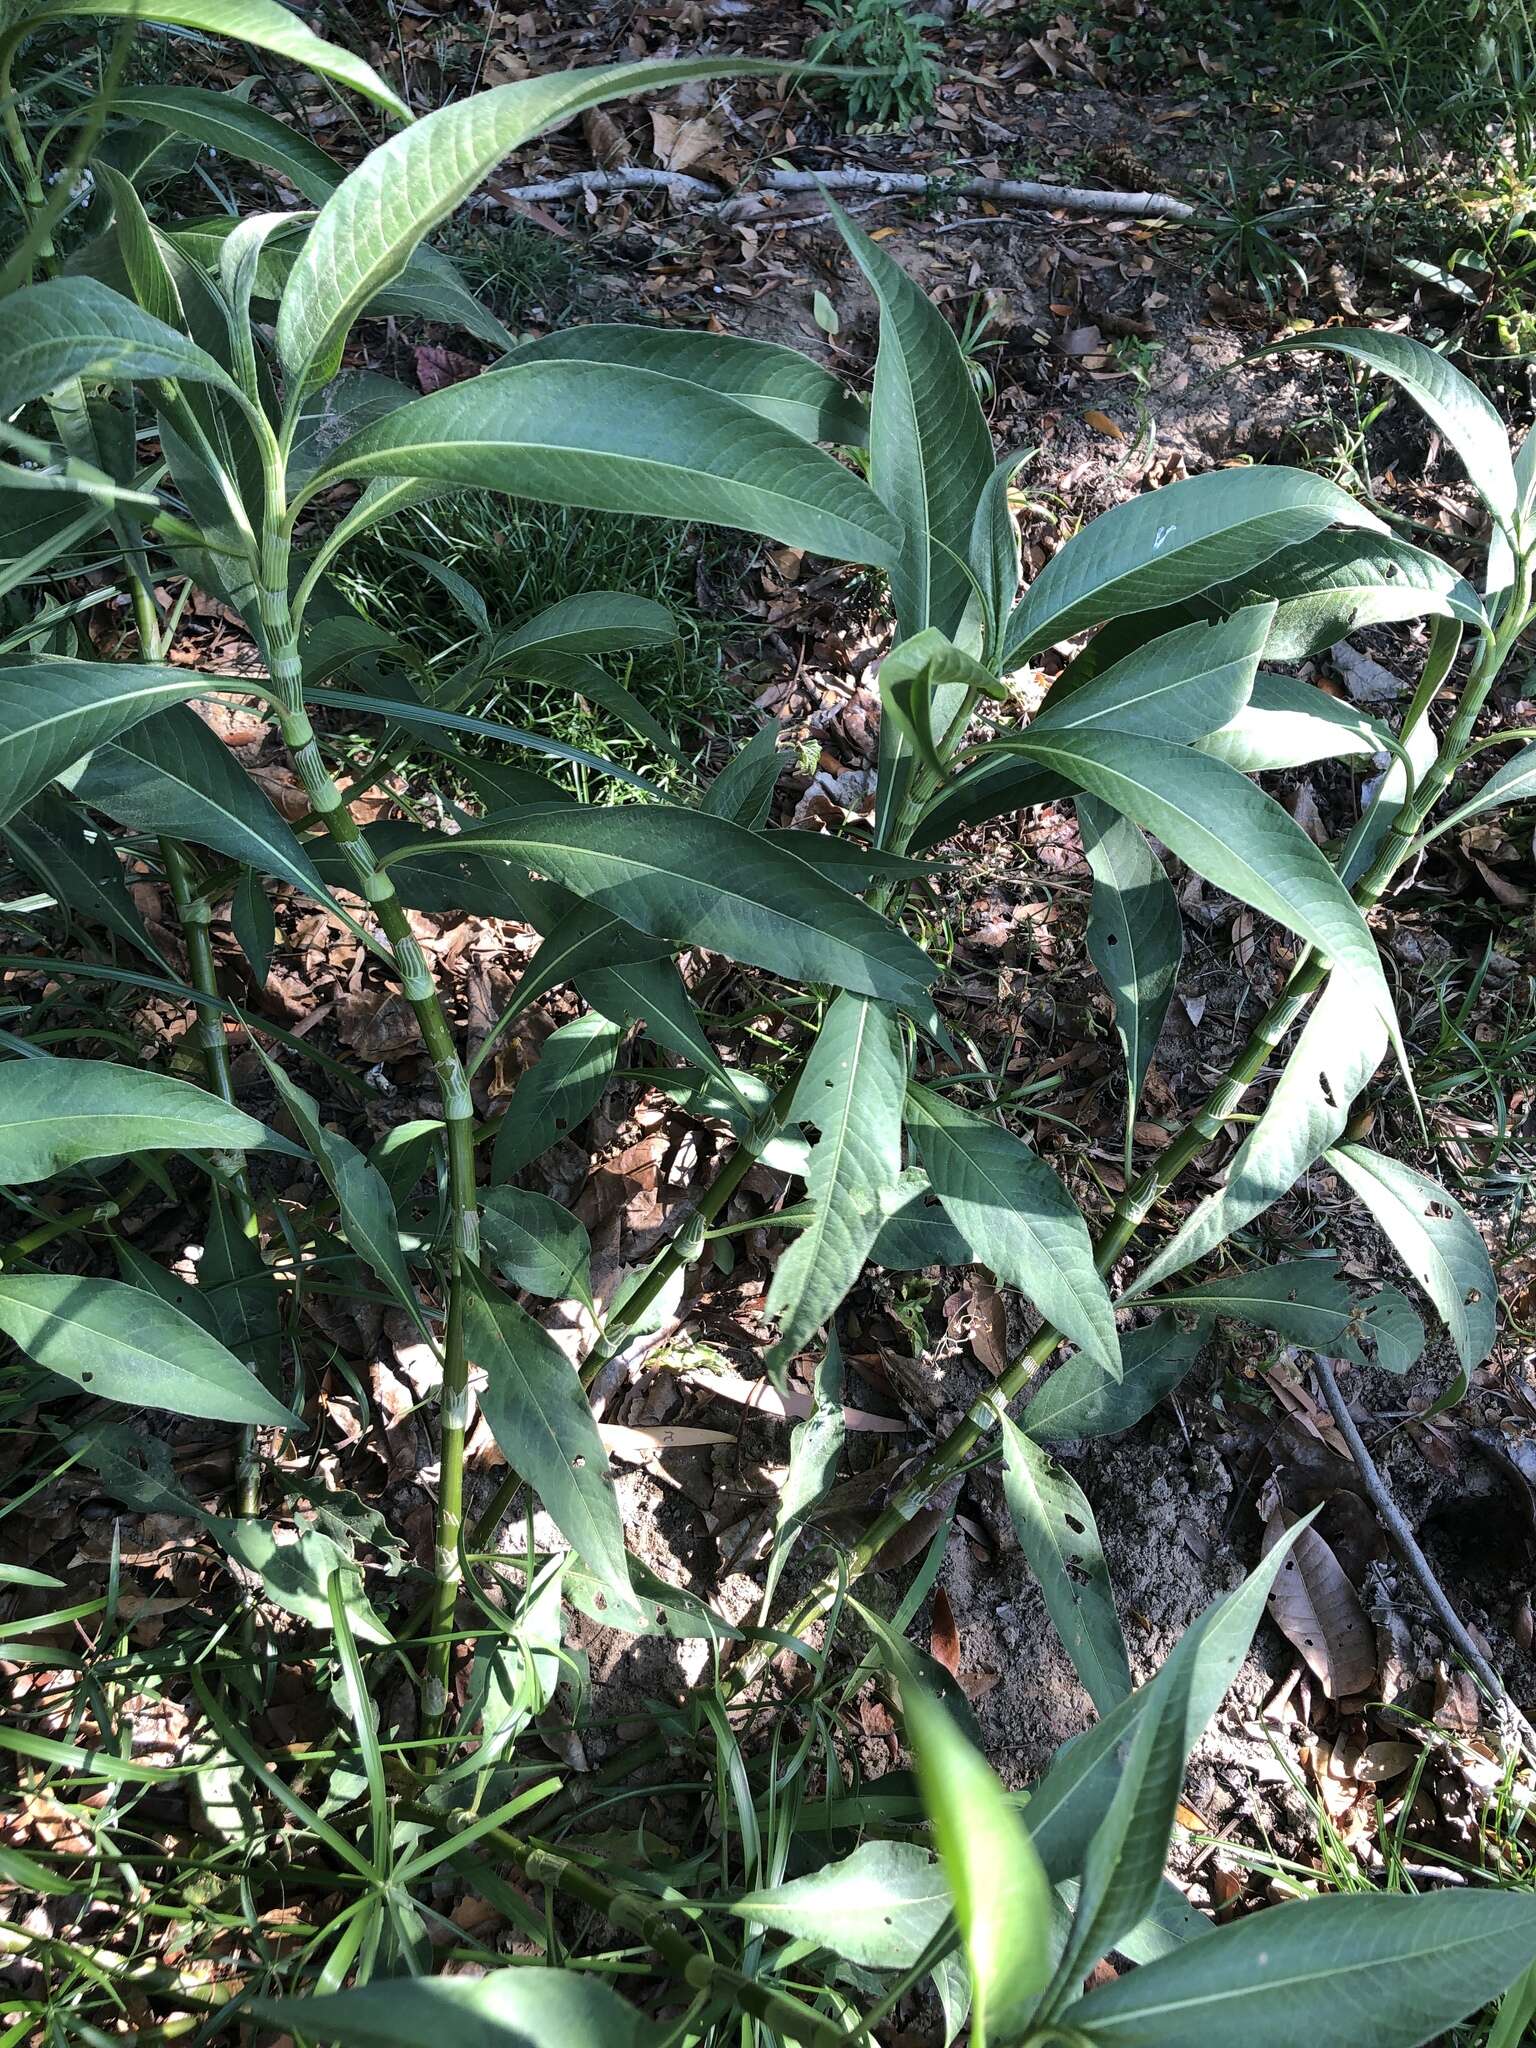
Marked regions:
[1313,1358,1536,1760]
[490,164,1198,224]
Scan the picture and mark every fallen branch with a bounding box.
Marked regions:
[1314,1357,1536,1762]
[489,164,1198,225]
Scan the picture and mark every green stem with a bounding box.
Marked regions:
[255,503,480,1742]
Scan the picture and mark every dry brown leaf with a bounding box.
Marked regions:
[930,1585,961,1676]
[650,109,731,178]
[581,105,630,168]
[1262,1503,1376,1698]
[1083,408,1125,440]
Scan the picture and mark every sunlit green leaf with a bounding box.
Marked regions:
[733,1838,948,1968]
[0,1058,267,1184]
[1000,1417,1131,1712]
[1153,1260,1424,1374]
[256,1971,664,2048]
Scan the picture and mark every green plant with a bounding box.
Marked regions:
[5,4,1536,2043]
[805,0,942,128]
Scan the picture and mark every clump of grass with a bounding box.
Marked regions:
[432,217,588,329]
[338,496,758,797]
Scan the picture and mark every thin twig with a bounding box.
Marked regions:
[487,163,1198,224]
[1314,1357,1536,1762]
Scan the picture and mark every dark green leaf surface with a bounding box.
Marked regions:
[256,1970,664,2048]
[1080,797,1180,1154]
[1326,1144,1497,1369]
[907,1083,1119,1378]
[1022,1315,1207,1443]
[491,1012,621,1179]
[1,789,165,965]
[1153,1261,1424,1375]
[0,661,212,828]
[0,1274,293,1426]
[0,277,241,415]
[480,1187,593,1304]
[1001,1417,1131,1712]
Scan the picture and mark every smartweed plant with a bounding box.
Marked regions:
[3,5,1536,2044]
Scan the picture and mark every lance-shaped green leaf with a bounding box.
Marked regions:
[438,806,935,1013]
[969,448,1032,655]
[700,720,784,829]
[230,870,276,986]
[0,277,242,416]
[763,1332,845,1609]
[276,58,794,390]
[467,1269,640,1627]
[202,1185,281,1388]
[71,706,330,904]
[206,1517,390,1643]
[0,1274,293,1426]
[286,370,413,484]
[1197,672,1389,773]
[1152,1260,1424,1374]
[1435,740,1536,836]
[1022,1535,1302,1882]
[766,994,906,1366]
[1129,975,1386,1298]
[1067,1890,1536,2048]
[906,1083,1119,1378]
[1002,468,1382,667]
[0,1059,268,1185]
[1001,728,1403,1064]
[733,1838,948,1969]
[1326,1145,1497,1370]
[905,1676,1053,2043]
[1020,603,1272,744]
[304,361,901,567]
[255,1971,665,2048]
[879,629,1006,779]
[1022,1314,1206,1443]
[36,0,410,118]
[2,789,165,966]
[580,956,739,1099]
[826,197,995,839]
[1265,326,1518,539]
[480,1188,593,1307]
[258,1057,423,1331]
[492,589,677,663]
[1079,796,1180,1164]
[0,661,214,827]
[491,1012,622,1179]
[508,325,867,444]
[109,87,342,203]
[1001,1416,1131,1713]
[911,754,1067,853]
[827,197,994,641]
[1199,527,1485,659]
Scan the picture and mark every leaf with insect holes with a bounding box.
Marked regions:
[766,994,906,1367]
[1264,327,1518,540]
[998,727,1404,1072]
[1326,1145,1497,1370]
[277,59,812,390]
[733,1838,949,1969]
[1262,1505,1375,1698]
[467,1269,640,1628]
[491,1012,622,1179]
[255,1971,665,2048]
[508,325,867,445]
[1001,1417,1131,1712]
[905,1676,1054,2039]
[0,1059,270,1185]
[906,1082,1119,1379]
[1001,467,1382,667]
[109,87,343,204]
[50,0,409,117]
[1022,1315,1207,1443]
[0,661,214,828]
[0,277,245,416]
[447,806,936,1015]
[0,1274,294,1427]
[1128,973,1387,1298]
[305,360,901,568]
[1079,796,1180,1162]
[1152,1260,1424,1374]
[1067,1890,1536,2048]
